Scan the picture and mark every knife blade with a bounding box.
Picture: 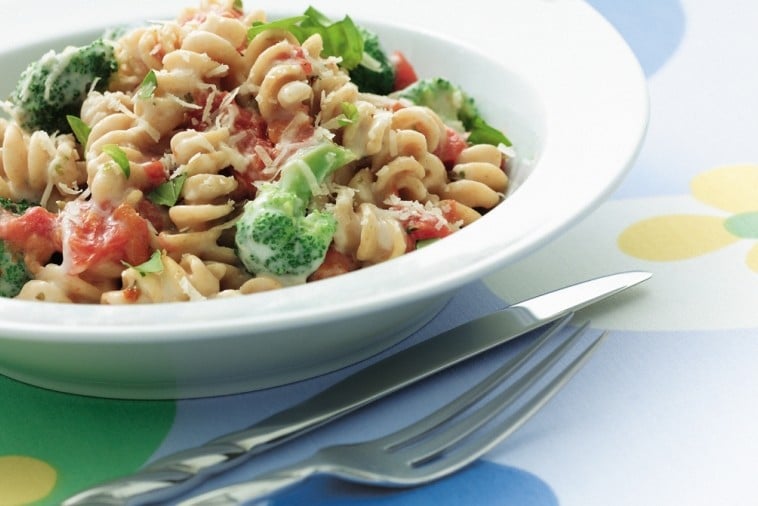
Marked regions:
[63,270,650,505]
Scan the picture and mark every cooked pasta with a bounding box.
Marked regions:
[0,120,85,209]
[0,0,512,304]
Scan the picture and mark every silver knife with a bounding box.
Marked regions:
[63,270,650,505]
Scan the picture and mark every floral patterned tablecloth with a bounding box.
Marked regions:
[1,0,757,505]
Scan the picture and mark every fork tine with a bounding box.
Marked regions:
[408,329,608,476]
[399,321,600,466]
[383,313,575,452]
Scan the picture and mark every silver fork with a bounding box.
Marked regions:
[179,315,606,505]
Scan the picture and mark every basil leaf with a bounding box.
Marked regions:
[467,117,512,147]
[337,101,359,125]
[66,115,91,147]
[247,16,308,40]
[300,8,363,69]
[301,6,333,26]
[148,173,187,206]
[123,250,164,277]
[102,144,131,178]
[247,8,364,70]
[138,70,157,99]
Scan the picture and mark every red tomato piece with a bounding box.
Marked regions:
[143,159,167,188]
[436,126,469,166]
[0,206,61,267]
[405,213,454,244]
[308,246,359,281]
[61,202,152,276]
[390,51,418,91]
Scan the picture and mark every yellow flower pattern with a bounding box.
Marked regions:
[619,164,758,272]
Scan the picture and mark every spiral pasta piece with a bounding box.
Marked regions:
[155,129,240,265]
[241,29,318,142]
[0,119,85,208]
[102,253,219,303]
[441,144,507,216]
[80,92,164,206]
[331,188,408,265]
[16,265,104,303]
[111,22,184,92]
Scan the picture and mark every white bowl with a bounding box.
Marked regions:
[0,1,648,398]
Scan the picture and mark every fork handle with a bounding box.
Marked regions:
[178,463,319,505]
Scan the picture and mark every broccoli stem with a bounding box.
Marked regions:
[278,141,356,202]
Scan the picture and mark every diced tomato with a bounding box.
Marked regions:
[136,198,173,233]
[61,202,152,276]
[404,213,454,250]
[435,126,469,166]
[390,51,418,91]
[123,285,141,303]
[143,159,167,188]
[186,90,225,130]
[230,106,278,197]
[186,90,277,197]
[308,246,359,281]
[0,207,61,268]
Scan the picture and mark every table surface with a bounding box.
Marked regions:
[1,1,757,505]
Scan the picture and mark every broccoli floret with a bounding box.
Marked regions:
[235,141,356,285]
[0,197,35,297]
[394,77,478,131]
[349,27,395,95]
[0,240,30,298]
[0,197,35,215]
[394,77,511,146]
[9,38,118,134]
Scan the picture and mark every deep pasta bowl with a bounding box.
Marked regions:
[0,0,647,398]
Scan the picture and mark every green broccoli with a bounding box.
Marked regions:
[348,26,396,95]
[0,197,35,215]
[394,77,511,147]
[9,38,118,134]
[0,198,34,297]
[235,141,356,285]
[0,240,30,298]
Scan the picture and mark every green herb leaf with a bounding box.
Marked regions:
[247,15,308,40]
[301,7,363,69]
[138,70,158,99]
[233,0,243,11]
[467,117,512,147]
[66,115,91,147]
[148,173,187,206]
[337,101,359,126]
[102,144,131,178]
[247,8,364,70]
[123,250,164,277]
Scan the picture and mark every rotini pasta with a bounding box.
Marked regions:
[0,0,512,304]
[0,119,85,209]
